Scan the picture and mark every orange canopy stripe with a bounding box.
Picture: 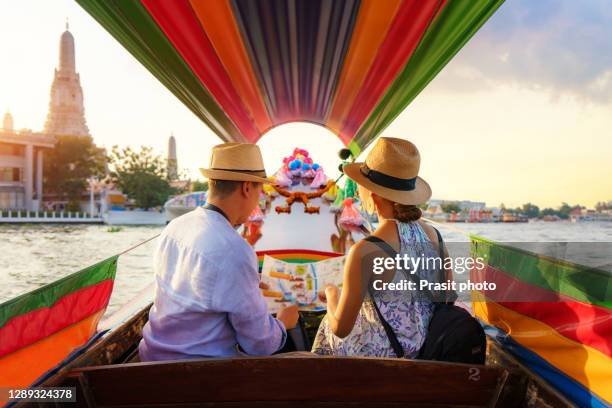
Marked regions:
[189,0,273,133]
[0,309,105,395]
[324,0,402,134]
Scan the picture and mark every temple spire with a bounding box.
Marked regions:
[3,110,14,131]
[44,24,90,137]
[168,133,178,181]
[59,22,75,74]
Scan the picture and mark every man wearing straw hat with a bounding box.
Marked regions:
[139,143,298,361]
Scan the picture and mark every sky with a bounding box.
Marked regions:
[0,0,611,209]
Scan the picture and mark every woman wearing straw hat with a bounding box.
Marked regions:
[312,137,449,358]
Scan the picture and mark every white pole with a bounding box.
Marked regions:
[36,150,43,205]
[24,144,33,211]
[89,178,95,217]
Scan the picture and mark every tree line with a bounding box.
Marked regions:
[500,202,585,219]
[44,135,182,211]
[430,201,589,219]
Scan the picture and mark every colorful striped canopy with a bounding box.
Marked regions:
[0,257,116,394]
[470,237,612,408]
[77,0,504,156]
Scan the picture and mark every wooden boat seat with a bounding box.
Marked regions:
[64,356,508,407]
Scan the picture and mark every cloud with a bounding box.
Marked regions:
[437,0,612,103]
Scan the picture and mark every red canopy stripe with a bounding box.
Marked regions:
[325,0,402,134]
[0,310,105,394]
[142,0,261,141]
[338,0,444,144]
[0,279,114,358]
[472,264,612,357]
[189,0,273,133]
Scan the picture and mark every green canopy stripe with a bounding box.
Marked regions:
[351,0,504,152]
[76,0,244,142]
[0,256,118,329]
[471,236,612,308]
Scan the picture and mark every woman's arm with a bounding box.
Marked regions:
[325,242,374,338]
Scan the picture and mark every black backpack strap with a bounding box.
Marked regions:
[432,227,457,304]
[364,235,397,258]
[433,227,445,259]
[363,236,404,358]
[433,227,445,284]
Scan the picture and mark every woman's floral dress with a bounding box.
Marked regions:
[312,221,440,358]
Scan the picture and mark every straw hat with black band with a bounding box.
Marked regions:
[343,137,431,206]
[200,142,270,183]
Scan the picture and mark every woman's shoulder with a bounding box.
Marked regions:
[347,227,395,264]
[370,221,401,253]
[417,220,440,249]
[347,237,378,261]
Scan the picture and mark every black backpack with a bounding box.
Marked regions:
[364,229,486,364]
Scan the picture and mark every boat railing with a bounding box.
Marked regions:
[0,209,103,223]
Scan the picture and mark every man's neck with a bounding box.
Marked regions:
[206,198,239,227]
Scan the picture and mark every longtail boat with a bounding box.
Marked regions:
[1,1,610,407]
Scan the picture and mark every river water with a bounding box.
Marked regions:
[1,221,611,313]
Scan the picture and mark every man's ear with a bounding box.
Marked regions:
[240,181,250,197]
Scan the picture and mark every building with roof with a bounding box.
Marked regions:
[0,112,56,210]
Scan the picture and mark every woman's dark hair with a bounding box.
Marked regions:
[392,203,422,222]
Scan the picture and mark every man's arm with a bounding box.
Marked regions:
[228,299,288,355]
[212,248,289,355]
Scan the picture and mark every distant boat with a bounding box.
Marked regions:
[500,213,528,223]
[164,191,207,222]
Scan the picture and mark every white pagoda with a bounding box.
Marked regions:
[44,22,90,137]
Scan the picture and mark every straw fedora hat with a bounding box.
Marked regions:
[200,142,270,183]
[343,137,431,205]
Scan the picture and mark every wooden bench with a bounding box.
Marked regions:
[63,356,508,407]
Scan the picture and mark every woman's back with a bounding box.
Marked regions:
[368,221,440,357]
[312,220,441,358]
